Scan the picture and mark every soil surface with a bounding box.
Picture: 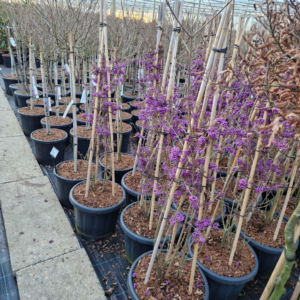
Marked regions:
[73,181,123,208]
[113,122,131,132]
[194,230,256,277]
[123,202,170,239]
[77,113,87,122]
[54,105,78,113]
[56,160,95,180]
[112,111,132,120]
[219,156,229,170]
[15,89,31,96]
[131,109,141,116]
[71,126,92,138]
[276,196,296,219]
[10,83,24,89]
[19,106,44,115]
[3,75,18,79]
[59,96,80,103]
[242,210,286,248]
[32,128,66,141]
[133,253,206,300]
[100,153,135,170]
[41,116,72,126]
[27,98,54,106]
[123,91,137,98]
[121,103,130,110]
[130,100,145,108]
[125,171,145,192]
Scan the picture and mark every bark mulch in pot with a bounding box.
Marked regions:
[54,105,78,113]
[10,83,24,89]
[56,160,95,180]
[124,171,152,194]
[101,153,135,170]
[113,122,132,132]
[41,116,72,126]
[73,181,123,208]
[77,113,87,122]
[131,109,141,117]
[59,97,80,103]
[19,106,44,115]
[32,128,66,141]
[241,210,286,248]
[31,98,54,106]
[131,100,145,108]
[123,202,170,239]
[275,196,296,219]
[194,230,256,277]
[133,253,206,300]
[112,111,132,119]
[15,89,31,96]
[3,75,18,79]
[71,127,92,138]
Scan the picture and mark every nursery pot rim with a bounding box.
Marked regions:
[30,128,68,144]
[99,152,135,172]
[9,83,23,89]
[40,117,73,127]
[127,249,209,300]
[69,180,126,214]
[188,232,259,285]
[17,108,45,118]
[54,159,93,182]
[112,123,133,134]
[121,170,151,198]
[14,90,42,97]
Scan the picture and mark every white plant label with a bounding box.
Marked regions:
[9,37,16,47]
[55,86,61,100]
[48,97,52,111]
[91,74,97,86]
[80,90,89,104]
[62,100,73,118]
[43,97,48,111]
[50,147,59,159]
[64,64,70,76]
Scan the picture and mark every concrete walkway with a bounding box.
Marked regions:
[0,87,105,299]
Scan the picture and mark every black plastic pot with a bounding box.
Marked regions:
[26,99,55,107]
[122,93,137,103]
[41,118,73,146]
[188,233,258,300]
[0,51,4,64]
[15,91,42,108]
[99,153,135,185]
[112,113,132,125]
[121,202,182,264]
[127,250,209,300]
[121,103,131,113]
[17,109,44,136]
[9,83,23,106]
[31,129,67,165]
[3,77,18,95]
[113,124,132,153]
[121,170,151,205]
[54,160,92,209]
[131,109,140,127]
[69,127,90,158]
[3,55,15,68]
[35,59,41,68]
[69,180,126,240]
[129,100,143,112]
[50,106,78,118]
[238,219,298,280]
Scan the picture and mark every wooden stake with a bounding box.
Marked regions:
[273,147,300,241]
[69,33,78,172]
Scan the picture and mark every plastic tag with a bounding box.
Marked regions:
[64,64,70,75]
[50,147,59,158]
[80,90,89,104]
[48,97,52,111]
[91,74,97,86]
[9,37,16,47]
[55,86,61,100]
[62,100,73,118]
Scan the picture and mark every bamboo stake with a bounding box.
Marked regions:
[85,0,104,197]
[69,33,78,172]
[260,225,300,300]
[188,19,231,295]
[144,1,232,285]
[40,51,51,135]
[228,102,270,266]
[29,36,34,110]
[103,0,115,195]
[53,50,59,120]
[149,0,183,231]
[273,147,300,241]
[291,279,300,300]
